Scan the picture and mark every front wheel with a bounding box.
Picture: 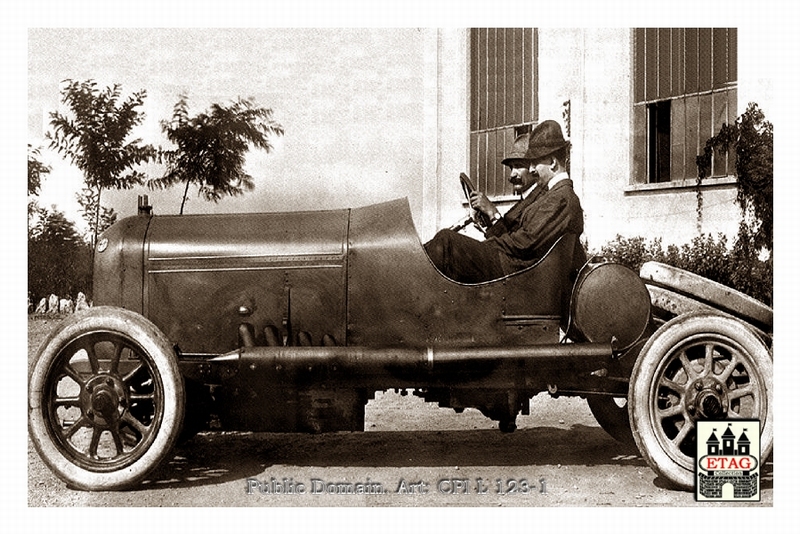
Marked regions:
[629,312,773,490]
[29,306,185,490]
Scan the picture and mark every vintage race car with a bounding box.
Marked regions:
[28,196,774,491]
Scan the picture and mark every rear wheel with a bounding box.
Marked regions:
[629,312,772,489]
[29,306,185,490]
[586,395,634,446]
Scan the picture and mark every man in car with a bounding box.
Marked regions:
[424,120,586,283]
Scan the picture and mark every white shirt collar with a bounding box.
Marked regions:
[519,171,568,199]
[547,171,569,190]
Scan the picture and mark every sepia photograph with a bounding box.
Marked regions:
[8,0,799,530]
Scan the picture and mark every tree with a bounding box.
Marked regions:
[697,102,773,253]
[28,144,51,236]
[47,79,156,247]
[28,144,50,196]
[150,95,284,214]
[28,208,93,304]
[76,186,118,239]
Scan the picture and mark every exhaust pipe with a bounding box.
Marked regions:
[209,343,614,387]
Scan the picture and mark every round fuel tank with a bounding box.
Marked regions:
[568,262,651,350]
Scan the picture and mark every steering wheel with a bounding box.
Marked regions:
[459,173,492,232]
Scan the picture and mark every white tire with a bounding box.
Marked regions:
[629,311,773,489]
[29,306,185,490]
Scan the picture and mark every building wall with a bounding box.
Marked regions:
[520,29,738,250]
[30,28,767,250]
[419,29,471,241]
[427,28,751,252]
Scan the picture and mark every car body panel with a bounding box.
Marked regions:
[89,196,645,434]
[142,208,349,355]
[95,198,569,355]
[93,215,151,314]
[346,198,565,348]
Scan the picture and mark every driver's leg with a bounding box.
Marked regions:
[424,229,503,283]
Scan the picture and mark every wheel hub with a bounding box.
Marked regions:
[81,374,128,427]
[685,377,728,419]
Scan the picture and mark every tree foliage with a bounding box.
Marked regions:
[28,208,93,304]
[697,102,773,252]
[28,144,50,196]
[150,95,284,214]
[28,144,51,234]
[47,79,156,246]
[659,102,776,305]
[76,186,118,239]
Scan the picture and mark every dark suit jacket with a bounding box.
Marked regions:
[484,178,586,275]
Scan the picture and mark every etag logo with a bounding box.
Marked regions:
[699,455,758,472]
[696,420,761,501]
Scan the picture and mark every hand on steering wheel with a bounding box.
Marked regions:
[469,191,498,219]
[459,173,494,233]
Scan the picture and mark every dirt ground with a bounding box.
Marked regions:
[26,315,773,509]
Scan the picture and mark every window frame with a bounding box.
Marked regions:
[468,28,538,200]
[632,28,737,187]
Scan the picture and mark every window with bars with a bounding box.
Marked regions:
[469,28,537,198]
[633,28,737,184]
